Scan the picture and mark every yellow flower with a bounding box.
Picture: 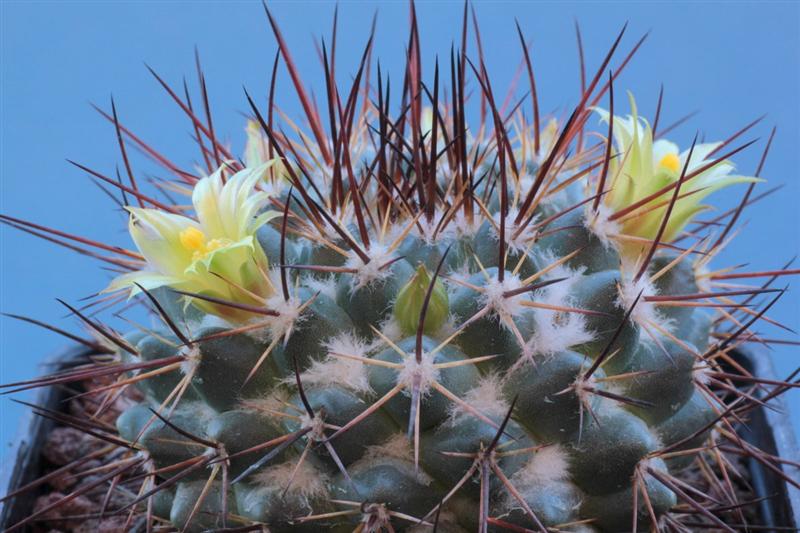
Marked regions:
[106,161,280,321]
[596,93,761,243]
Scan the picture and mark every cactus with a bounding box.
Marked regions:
[2,4,798,533]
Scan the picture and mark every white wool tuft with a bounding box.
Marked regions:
[240,389,291,418]
[490,207,539,254]
[263,292,305,340]
[396,351,440,395]
[446,261,475,287]
[359,433,434,486]
[253,459,328,499]
[411,217,439,244]
[302,274,338,301]
[520,257,594,363]
[362,433,413,463]
[480,274,527,319]
[294,333,374,394]
[379,317,404,342]
[449,211,482,240]
[617,272,672,331]
[584,203,620,248]
[693,362,713,385]
[512,445,570,486]
[179,345,201,376]
[448,374,509,422]
[694,263,713,294]
[344,242,397,290]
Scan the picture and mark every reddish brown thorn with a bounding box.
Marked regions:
[67,160,179,213]
[57,299,136,355]
[261,1,331,164]
[645,288,781,302]
[11,400,135,449]
[594,70,614,212]
[5,457,145,533]
[646,467,735,533]
[416,245,452,363]
[91,103,198,183]
[280,189,293,302]
[291,352,314,418]
[120,454,216,512]
[183,77,213,174]
[0,213,142,260]
[110,96,142,207]
[502,277,567,299]
[144,64,237,164]
[171,289,278,317]
[711,126,776,251]
[652,84,664,137]
[515,20,540,153]
[2,313,111,353]
[655,109,700,139]
[584,386,654,409]
[134,283,192,346]
[194,47,223,171]
[709,287,786,356]
[148,408,217,448]
[583,289,643,380]
[711,268,800,281]
[707,114,767,158]
[231,427,311,484]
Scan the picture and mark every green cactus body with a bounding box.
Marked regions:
[112,189,722,532]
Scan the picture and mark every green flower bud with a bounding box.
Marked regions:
[394,264,449,336]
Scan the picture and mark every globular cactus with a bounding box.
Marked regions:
[3,4,796,533]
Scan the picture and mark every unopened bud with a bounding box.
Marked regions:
[394,264,449,336]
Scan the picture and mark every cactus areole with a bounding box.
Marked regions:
[3,3,797,533]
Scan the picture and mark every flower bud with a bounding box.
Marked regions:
[394,264,449,336]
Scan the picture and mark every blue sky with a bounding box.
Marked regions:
[2,1,798,452]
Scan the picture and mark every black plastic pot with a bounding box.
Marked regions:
[0,346,798,530]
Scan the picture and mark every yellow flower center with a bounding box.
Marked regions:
[658,153,681,173]
[179,227,229,261]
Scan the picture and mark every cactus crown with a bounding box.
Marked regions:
[1,4,795,533]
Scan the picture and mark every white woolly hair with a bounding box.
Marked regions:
[361,433,414,463]
[480,273,527,319]
[302,274,338,301]
[693,362,713,385]
[358,433,434,486]
[584,203,620,248]
[445,260,475,288]
[344,242,397,290]
[693,262,713,294]
[179,345,202,376]
[448,374,509,423]
[379,316,404,342]
[240,388,291,418]
[262,290,306,340]
[511,444,570,487]
[616,270,673,332]
[411,216,440,244]
[396,351,440,396]
[521,256,594,362]
[448,210,483,240]
[293,332,374,394]
[490,207,539,254]
[252,458,329,499]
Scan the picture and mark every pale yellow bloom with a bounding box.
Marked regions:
[596,93,760,243]
[106,162,280,321]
